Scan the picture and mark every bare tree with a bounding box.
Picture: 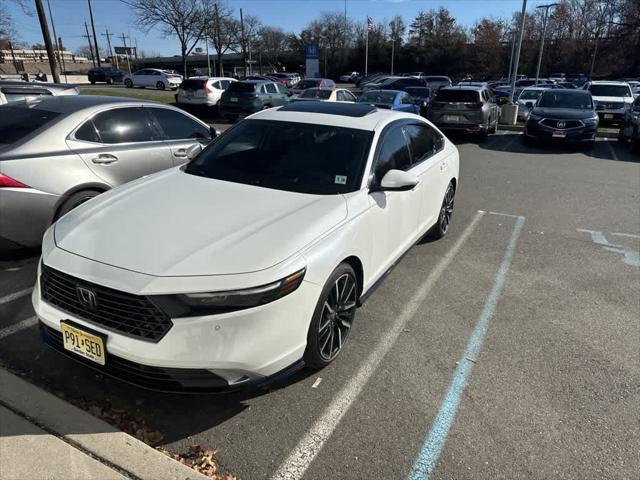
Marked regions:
[257,26,287,70]
[206,0,239,75]
[0,1,18,43]
[121,0,206,76]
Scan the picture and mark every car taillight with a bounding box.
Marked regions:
[464,102,484,109]
[0,173,28,188]
[205,84,214,93]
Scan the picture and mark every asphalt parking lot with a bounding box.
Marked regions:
[1,132,638,479]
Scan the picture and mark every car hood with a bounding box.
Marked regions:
[530,108,596,119]
[54,168,348,277]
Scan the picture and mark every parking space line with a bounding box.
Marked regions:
[0,316,38,341]
[270,211,486,480]
[408,215,525,480]
[605,140,619,161]
[489,211,523,218]
[612,233,640,239]
[0,288,33,305]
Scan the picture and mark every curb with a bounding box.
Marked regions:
[0,368,208,480]
[497,123,619,139]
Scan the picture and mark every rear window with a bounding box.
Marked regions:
[0,106,60,144]
[405,87,430,97]
[295,80,321,89]
[435,90,480,103]
[228,82,257,93]
[181,79,207,90]
[300,89,332,100]
[358,91,397,104]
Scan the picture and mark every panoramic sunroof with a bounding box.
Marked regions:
[279,102,377,117]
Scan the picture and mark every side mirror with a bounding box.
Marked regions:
[376,170,420,192]
[525,101,533,108]
[186,143,203,160]
[209,126,220,138]
[286,91,293,97]
[498,97,508,105]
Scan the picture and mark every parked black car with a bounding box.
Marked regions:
[524,89,598,146]
[403,86,431,116]
[618,95,640,153]
[88,67,124,85]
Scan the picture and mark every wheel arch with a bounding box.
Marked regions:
[341,255,364,300]
[53,183,110,221]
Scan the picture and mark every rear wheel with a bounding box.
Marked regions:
[54,190,102,221]
[428,182,455,240]
[124,79,133,88]
[304,263,358,369]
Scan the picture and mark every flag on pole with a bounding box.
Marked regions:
[367,16,374,32]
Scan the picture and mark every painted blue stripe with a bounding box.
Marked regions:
[408,215,526,480]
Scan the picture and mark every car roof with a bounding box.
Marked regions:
[441,85,485,92]
[0,80,76,90]
[13,95,160,113]
[253,102,416,131]
[589,80,629,85]
[521,87,548,91]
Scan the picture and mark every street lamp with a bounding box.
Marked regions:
[534,3,558,86]
[589,0,612,81]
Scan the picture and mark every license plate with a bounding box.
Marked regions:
[552,131,566,138]
[61,321,106,366]
[230,97,239,102]
[446,115,460,122]
[604,114,613,119]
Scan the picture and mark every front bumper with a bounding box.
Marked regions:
[0,187,58,247]
[525,121,597,142]
[32,253,321,391]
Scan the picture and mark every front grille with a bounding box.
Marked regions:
[596,102,624,110]
[540,119,583,129]
[40,264,173,342]
[40,323,230,393]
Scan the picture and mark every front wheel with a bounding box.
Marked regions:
[428,182,455,240]
[156,81,166,90]
[124,79,133,88]
[304,263,358,369]
[54,189,102,221]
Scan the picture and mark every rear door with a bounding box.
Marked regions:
[146,106,212,165]
[67,106,173,186]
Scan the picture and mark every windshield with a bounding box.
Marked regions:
[537,91,593,109]
[185,120,373,195]
[300,89,332,100]
[0,106,61,144]
[405,87,430,97]
[295,80,320,89]
[358,91,396,104]
[588,84,632,97]
[519,90,544,100]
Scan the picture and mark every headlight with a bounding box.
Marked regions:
[178,268,306,311]
[528,113,542,122]
[583,116,598,125]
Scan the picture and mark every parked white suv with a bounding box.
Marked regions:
[123,69,183,90]
[33,101,459,392]
[586,81,634,123]
[176,76,236,109]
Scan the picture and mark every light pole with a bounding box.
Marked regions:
[507,29,516,84]
[534,3,558,86]
[508,0,528,104]
[588,0,610,81]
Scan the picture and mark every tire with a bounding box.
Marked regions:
[428,182,455,240]
[124,79,133,88]
[90,79,96,85]
[489,119,498,134]
[106,77,113,85]
[304,263,358,370]
[522,133,533,146]
[54,190,102,221]
[156,81,166,90]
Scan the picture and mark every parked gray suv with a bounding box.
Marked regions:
[427,85,500,137]
[219,80,290,121]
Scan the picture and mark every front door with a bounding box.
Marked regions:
[68,106,173,186]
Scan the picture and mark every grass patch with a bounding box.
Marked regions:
[80,87,175,104]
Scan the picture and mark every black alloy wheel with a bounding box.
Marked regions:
[304,264,358,369]
[429,183,455,239]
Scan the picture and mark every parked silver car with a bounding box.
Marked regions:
[0,80,78,105]
[0,95,214,246]
[427,85,500,137]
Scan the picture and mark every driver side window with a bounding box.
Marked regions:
[372,126,411,183]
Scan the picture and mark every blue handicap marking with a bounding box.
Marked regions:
[577,229,640,267]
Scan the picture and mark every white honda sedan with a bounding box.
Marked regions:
[33,102,459,392]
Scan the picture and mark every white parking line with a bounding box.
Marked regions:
[0,316,38,341]
[270,210,486,480]
[0,288,33,305]
[612,233,640,239]
[606,140,619,161]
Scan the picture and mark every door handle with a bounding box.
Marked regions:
[91,154,118,165]
[174,149,188,158]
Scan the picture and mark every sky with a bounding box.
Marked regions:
[7,0,551,56]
